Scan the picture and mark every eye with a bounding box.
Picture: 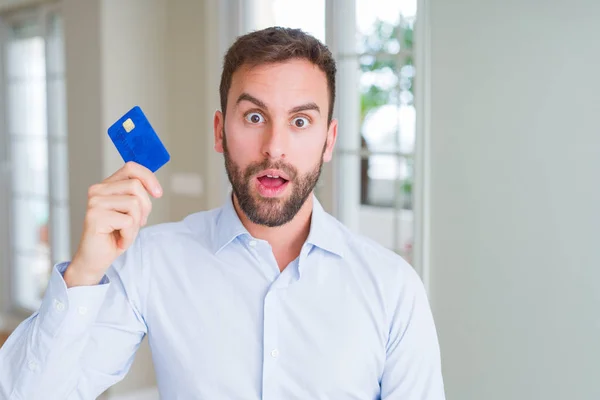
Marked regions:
[245,112,265,124]
[292,116,310,128]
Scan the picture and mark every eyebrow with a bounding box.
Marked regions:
[290,102,321,115]
[236,92,321,115]
[236,93,267,110]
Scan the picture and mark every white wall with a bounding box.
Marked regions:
[166,0,207,219]
[427,0,600,399]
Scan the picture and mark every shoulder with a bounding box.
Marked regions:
[111,207,221,279]
[325,212,424,296]
[137,207,221,245]
[331,213,415,272]
[323,213,428,330]
[107,207,222,313]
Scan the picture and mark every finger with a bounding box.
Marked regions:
[86,209,137,250]
[118,224,139,250]
[86,208,135,235]
[105,161,163,198]
[89,180,152,225]
[88,195,143,228]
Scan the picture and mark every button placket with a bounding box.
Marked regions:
[262,289,280,393]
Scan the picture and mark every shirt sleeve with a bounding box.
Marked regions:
[0,235,148,400]
[380,264,446,399]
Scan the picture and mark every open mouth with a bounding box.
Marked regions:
[257,174,288,188]
[255,170,290,197]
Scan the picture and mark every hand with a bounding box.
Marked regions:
[65,162,163,287]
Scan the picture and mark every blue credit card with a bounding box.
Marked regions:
[107,105,170,173]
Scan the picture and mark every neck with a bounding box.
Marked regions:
[232,193,314,270]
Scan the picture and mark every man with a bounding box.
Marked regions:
[0,27,445,399]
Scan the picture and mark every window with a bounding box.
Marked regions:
[1,7,69,312]
[357,0,416,209]
[324,0,418,263]
[355,0,417,262]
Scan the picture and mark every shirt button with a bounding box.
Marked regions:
[28,361,38,371]
[270,349,280,358]
[78,306,88,315]
[248,240,257,247]
[54,299,65,312]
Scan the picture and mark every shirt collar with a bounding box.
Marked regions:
[305,195,345,258]
[213,193,344,258]
[213,193,250,254]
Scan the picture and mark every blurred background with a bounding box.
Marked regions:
[0,0,598,399]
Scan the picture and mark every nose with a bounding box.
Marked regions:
[261,124,288,160]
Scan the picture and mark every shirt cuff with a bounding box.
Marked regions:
[37,262,111,338]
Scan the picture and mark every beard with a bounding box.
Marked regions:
[222,132,325,227]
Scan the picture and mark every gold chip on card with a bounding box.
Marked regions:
[122,118,135,133]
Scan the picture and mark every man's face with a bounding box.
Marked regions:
[214,59,337,227]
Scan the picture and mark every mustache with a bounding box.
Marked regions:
[244,159,298,181]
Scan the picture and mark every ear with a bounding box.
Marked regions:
[322,118,338,163]
[214,110,224,153]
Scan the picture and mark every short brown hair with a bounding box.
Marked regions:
[219,27,337,124]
